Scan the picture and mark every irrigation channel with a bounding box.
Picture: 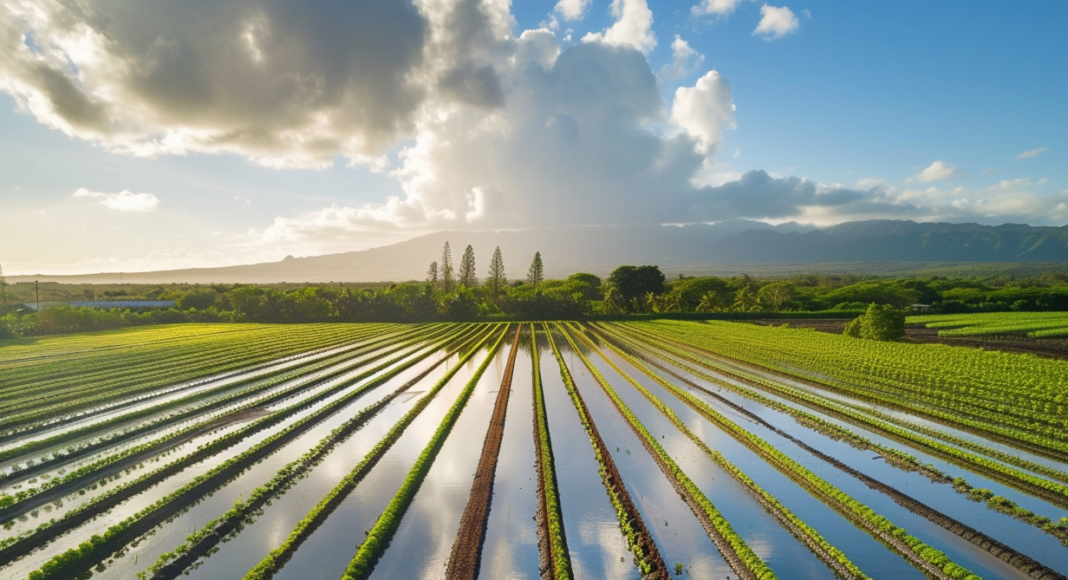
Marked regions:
[0,321,1066,580]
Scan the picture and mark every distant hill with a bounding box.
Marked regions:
[10,220,1068,284]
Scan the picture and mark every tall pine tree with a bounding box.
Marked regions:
[459,245,478,287]
[487,246,506,299]
[526,251,544,288]
[426,261,438,285]
[441,242,454,292]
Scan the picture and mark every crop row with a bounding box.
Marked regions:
[543,324,666,579]
[445,326,522,579]
[623,322,1068,491]
[339,325,511,580]
[139,325,489,579]
[0,324,443,469]
[0,324,460,517]
[1,324,403,430]
[596,325,981,580]
[560,324,775,580]
[576,324,868,579]
[239,324,503,580]
[596,323,1068,545]
[631,320,1067,444]
[3,325,473,572]
[529,324,572,580]
[591,325,1068,579]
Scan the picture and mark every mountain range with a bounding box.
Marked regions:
[11,220,1068,284]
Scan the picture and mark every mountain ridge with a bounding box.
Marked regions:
[10,220,1068,284]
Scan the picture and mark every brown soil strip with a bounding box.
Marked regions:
[570,336,760,580]
[445,326,522,580]
[554,330,668,580]
[611,332,1066,580]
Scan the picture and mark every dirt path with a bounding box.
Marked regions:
[445,326,522,580]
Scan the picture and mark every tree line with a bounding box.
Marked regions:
[6,246,1068,338]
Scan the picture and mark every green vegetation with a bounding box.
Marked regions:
[843,303,906,341]
[909,311,1068,337]
[529,324,573,580]
[544,324,665,578]
[340,326,509,580]
[2,319,1066,580]
[560,324,777,580]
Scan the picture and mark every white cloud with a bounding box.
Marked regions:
[660,36,705,82]
[908,160,964,183]
[981,167,998,175]
[555,0,592,21]
[0,0,434,168]
[692,0,747,17]
[1016,147,1048,160]
[582,0,657,53]
[672,70,737,156]
[72,188,160,212]
[753,5,799,39]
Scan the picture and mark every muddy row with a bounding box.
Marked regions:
[445,326,522,580]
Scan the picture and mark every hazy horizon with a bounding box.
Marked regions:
[1,1,1065,276]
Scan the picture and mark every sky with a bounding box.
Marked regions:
[0,0,1065,275]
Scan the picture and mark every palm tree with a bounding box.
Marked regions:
[696,291,719,313]
[601,286,622,314]
[732,286,760,312]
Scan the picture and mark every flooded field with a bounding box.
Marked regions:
[1,321,1066,580]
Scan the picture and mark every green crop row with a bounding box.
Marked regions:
[239,325,501,580]
[137,324,485,578]
[9,326,469,574]
[596,323,1068,545]
[0,324,441,469]
[1,324,401,430]
[339,325,510,580]
[586,324,879,578]
[559,324,777,580]
[543,324,662,578]
[626,322,1068,507]
[0,324,458,515]
[529,323,572,580]
[602,326,981,580]
[630,320,1068,446]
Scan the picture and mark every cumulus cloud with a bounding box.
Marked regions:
[909,160,964,183]
[672,71,737,156]
[554,0,592,21]
[692,0,748,17]
[582,0,657,53]
[72,188,160,212]
[1,0,429,168]
[753,5,799,39]
[1016,147,1048,160]
[660,36,705,82]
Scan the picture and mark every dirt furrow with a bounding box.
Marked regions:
[445,326,522,580]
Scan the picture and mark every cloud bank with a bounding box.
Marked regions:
[1,0,1064,262]
[72,188,160,212]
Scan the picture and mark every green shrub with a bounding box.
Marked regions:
[844,303,905,341]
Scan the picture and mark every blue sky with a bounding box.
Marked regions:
[0,1,1065,274]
